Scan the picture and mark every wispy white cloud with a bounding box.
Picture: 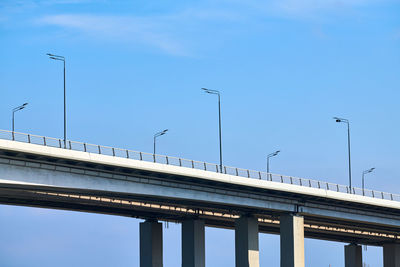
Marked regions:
[34,4,249,57]
[240,0,385,19]
[273,0,376,14]
[9,0,394,56]
[37,14,189,56]
[2,0,95,7]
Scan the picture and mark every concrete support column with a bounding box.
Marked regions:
[235,216,259,267]
[182,220,205,267]
[280,214,304,267]
[140,220,163,267]
[383,244,400,267]
[344,244,362,267]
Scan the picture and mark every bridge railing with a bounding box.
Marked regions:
[1,129,399,202]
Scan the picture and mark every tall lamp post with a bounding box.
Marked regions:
[12,103,28,135]
[202,88,222,173]
[267,150,280,175]
[362,167,375,192]
[154,129,168,155]
[333,117,352,191]
[47,53,66,148]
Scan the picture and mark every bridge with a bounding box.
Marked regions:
[0,129,399,267]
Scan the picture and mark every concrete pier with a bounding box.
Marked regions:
[235,216,260,267]
[383,244,400,267]
[140,220,163,267]
[182,220,205,267]
[344,244,362,267]
[280,214,304,267]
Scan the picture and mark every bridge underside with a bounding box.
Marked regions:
[0,183,398,246]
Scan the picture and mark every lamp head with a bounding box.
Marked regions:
[363,167,375,174]
[333,117,349,123]
[13,102,29,111]
[268,150,281,158]
[333,117,342,122]
[201,87,219,95]
[155,129,168,137]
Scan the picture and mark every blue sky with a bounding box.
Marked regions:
[0,0,399,266]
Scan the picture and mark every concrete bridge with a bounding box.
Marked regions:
[0,130,399,267]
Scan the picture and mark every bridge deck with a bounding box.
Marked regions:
[0,136,399,246]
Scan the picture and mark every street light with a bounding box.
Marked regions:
[12,103,28,134]
[202,88,222,173]
[362,167,375,192]
[47,53,66,148]
[154,129,168,155]
[333,117,352,191]
[267,150,280,175]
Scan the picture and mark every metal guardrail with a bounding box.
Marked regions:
[1,129,399,202]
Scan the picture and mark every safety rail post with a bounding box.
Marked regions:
[179,158,182,167]
[362,189,365,196]
[391,194,393,201]
[258,172,261,180]
[381,192,384,199]
[43,137,46,146]
[326,183,329,190]
[12,132,15,141]
[235,168,238,176]
[191,160,194,168]
[290,177,293,184]
[247,170,250,178]
[308,180,311,187]
[153,154,156,163]
[281,176,283,183]
[299,179,302,186]
[98,145,101,154]
[112,148,115,156]
[59,139,62,148]
[204,162,206,170]
[269,173,272,181]
[166,156,169,165]
[126,150,129,158]
[318,181,321,189]
[84,143,87,152]
[224,166,227,174]
[216,165,219,173]
[336,184,339,192]
[27,134,31,143]
[69,141,72,149]
[139,152,143,161]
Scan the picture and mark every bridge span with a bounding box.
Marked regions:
[0,130,399,267]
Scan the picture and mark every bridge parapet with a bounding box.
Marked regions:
[1,129,399,203]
